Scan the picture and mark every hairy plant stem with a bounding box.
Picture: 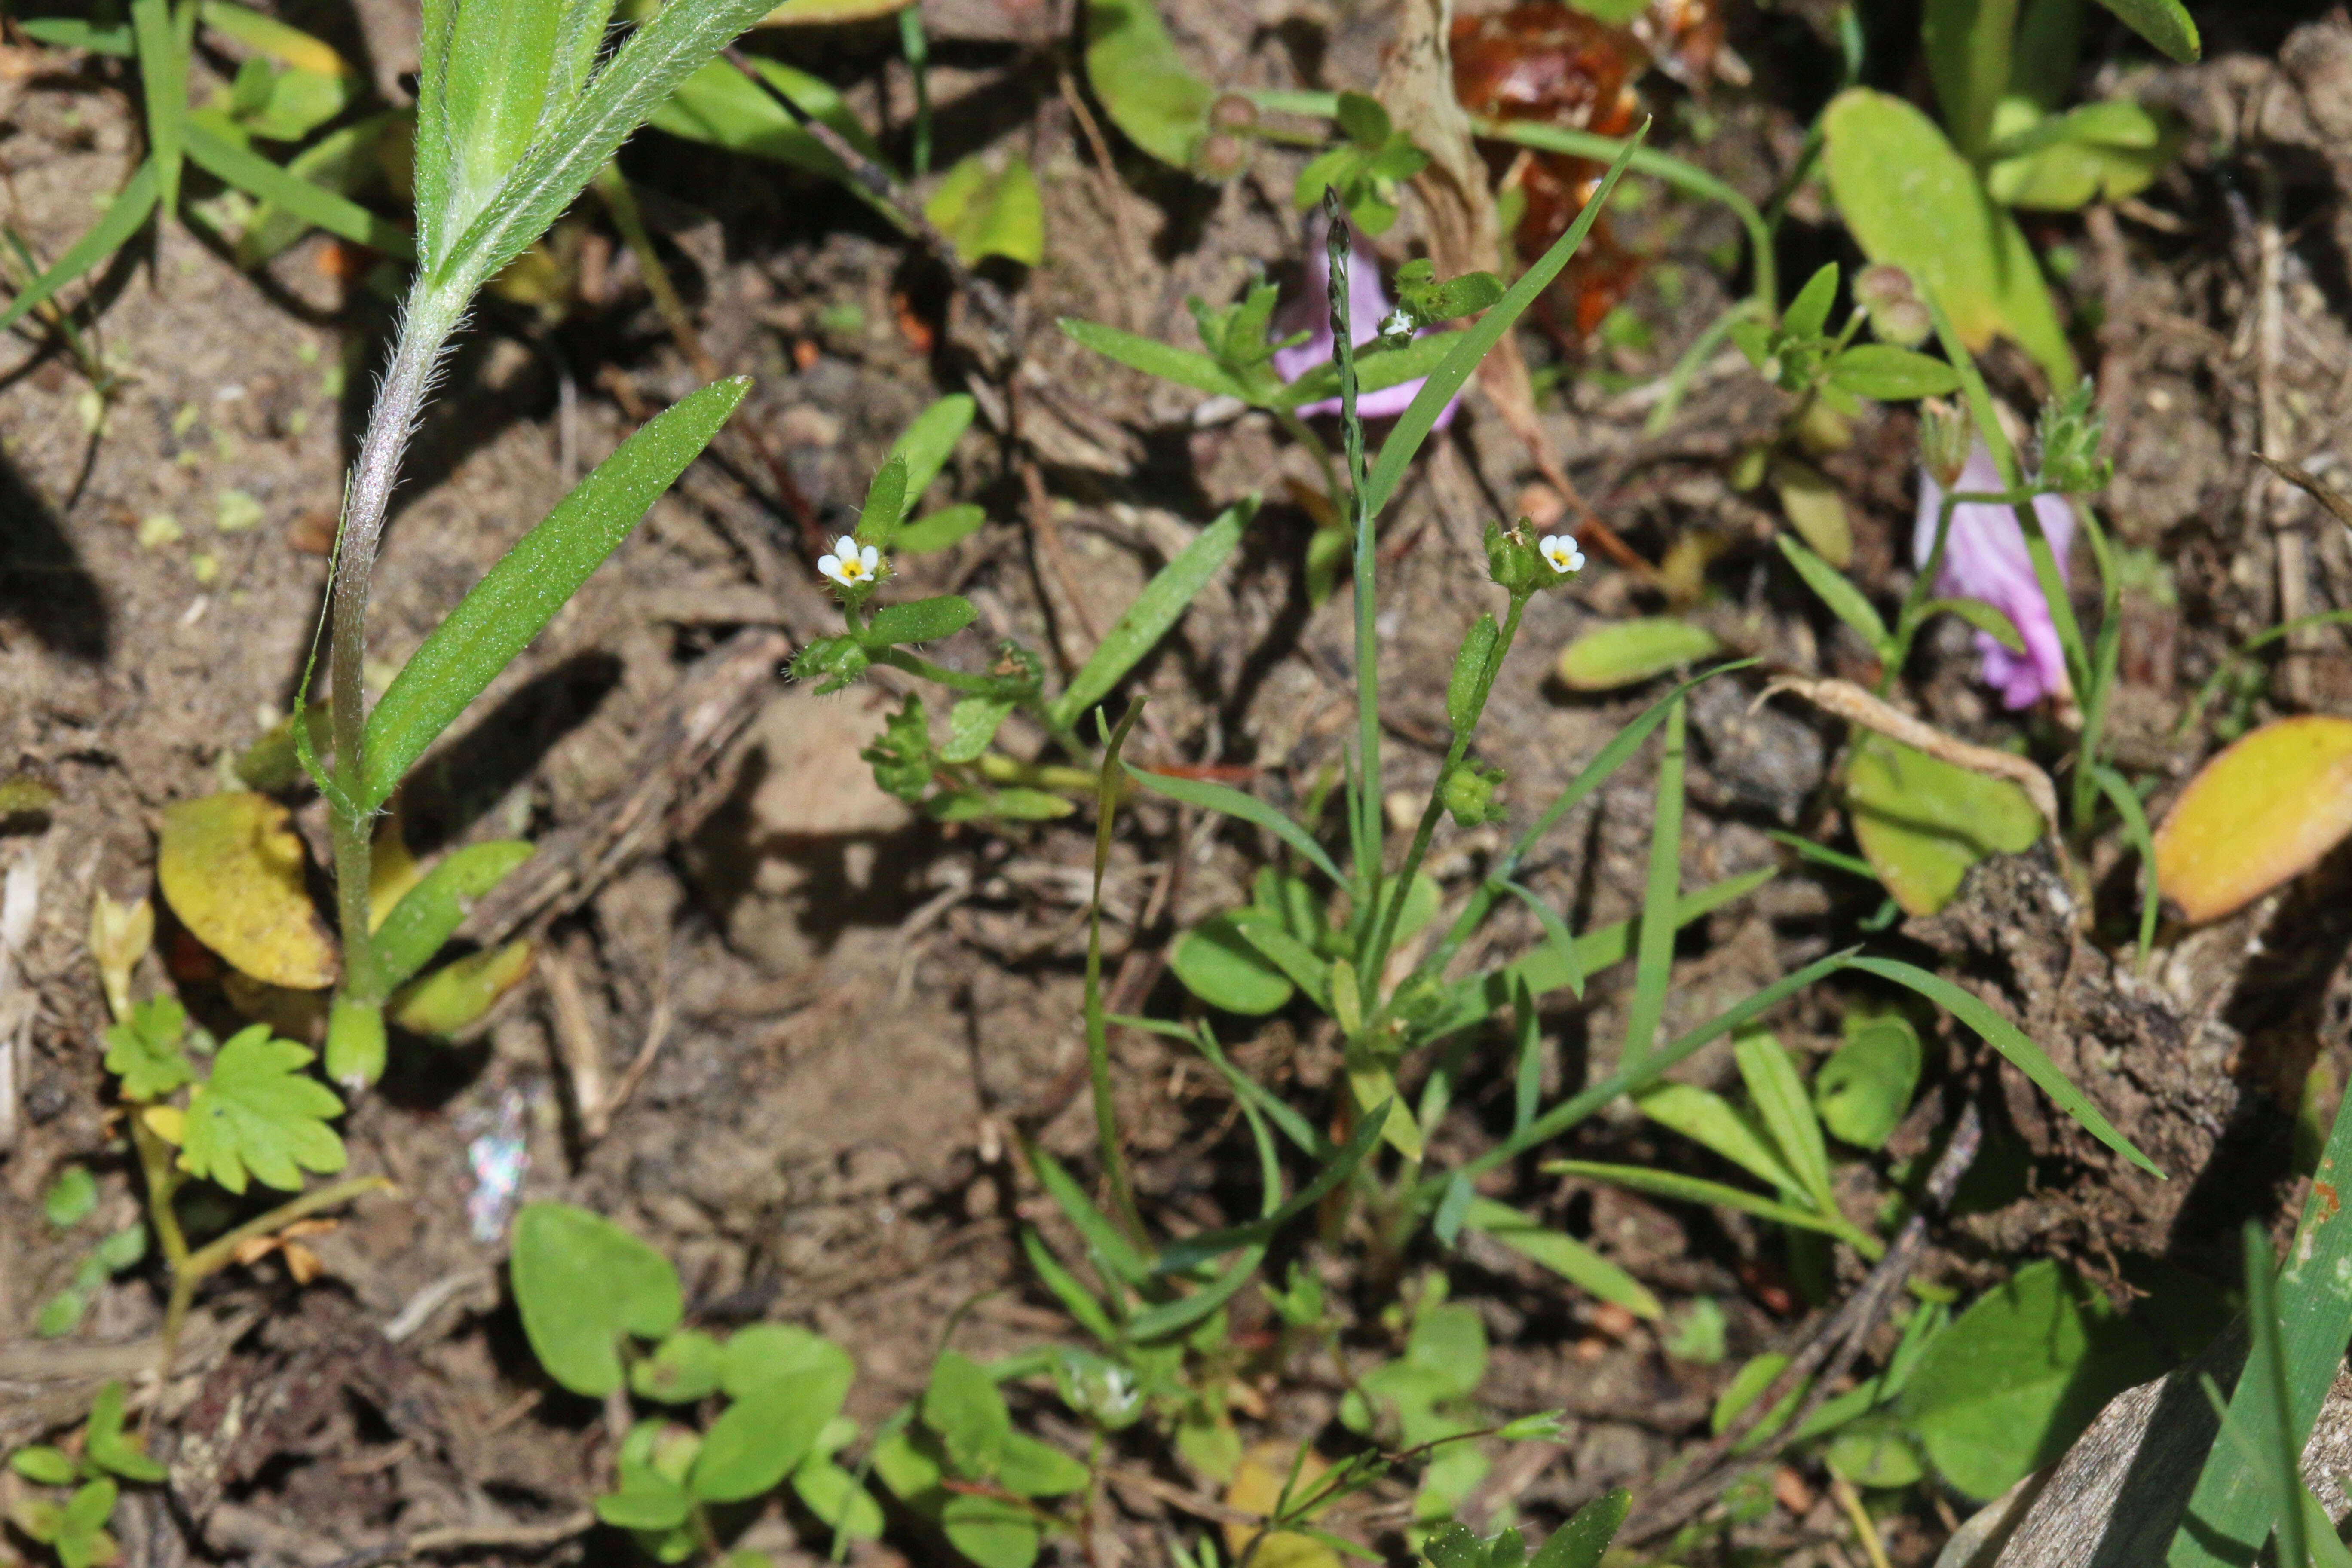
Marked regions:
[1363,592,1529,1006]
[325,287,468,1012]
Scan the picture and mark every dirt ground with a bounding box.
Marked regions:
[4,0,2352,1564]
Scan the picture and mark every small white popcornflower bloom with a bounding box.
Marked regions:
[1539,533,1584,576]
[818,534,880,589]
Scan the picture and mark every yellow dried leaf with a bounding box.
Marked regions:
[368,806,422,933]
[759,0,913,22]
[2154,716,2352,924]
[144,1105,186,1145]
[1223,1442,1342,1568]
[89,890,154,1024]
[389,939,533,1036]
[1771,457,1853,568]
[282,1242,324,1284]
[157,792,338,990]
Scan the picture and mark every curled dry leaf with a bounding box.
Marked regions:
[2153,715,2352,924]
[87,889,154,1024]
[156,792,338,990]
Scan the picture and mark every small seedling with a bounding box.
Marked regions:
[509,1201,871,1561]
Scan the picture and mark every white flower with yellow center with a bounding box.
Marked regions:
[1539,533,1584,576]
[818,534,880,589]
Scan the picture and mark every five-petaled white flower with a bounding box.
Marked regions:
[818,534,880,589]
[1539,533,1584,576]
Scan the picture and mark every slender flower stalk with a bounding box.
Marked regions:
[1913,439,2077,709]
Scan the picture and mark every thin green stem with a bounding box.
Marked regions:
[1363,593,1528,997]
[1084,702,1148,1246]
[1324,193,1383,917]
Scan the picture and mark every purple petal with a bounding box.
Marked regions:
[1913,441,2076,709]
[1274,216,1458,427]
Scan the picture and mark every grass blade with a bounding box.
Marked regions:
[1027,1145,1151,1288]
[1154,1103,1387,1273]
[1499,879,1583,1001]
[0,163,161,334]
[1361,124,1646,517]
[363,377,747,807]
[1545,1162,1882,1257]
[1084,700,1148,1246]
[1777,534,1891,658]
[2170,1087,2352,1565]
[182,122,415,260]
[1050,497,1252,731]
[1057,317,1250,400]
[2089,762,2161,974]
[1463,1197,1663,1319]
[1124,763,1344,886]
[1845,956,2160,1176]
[1621,695,1687,1073]
[1734,1031,1837,1214]
[130,0,186,210]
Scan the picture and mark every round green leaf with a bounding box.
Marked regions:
[941,1493,1042,1568]
[1898,1260,2165,1500]
[630,1329,725,1404]
[1814,1017,1921,1150]
[1170,915,1295,1015]
[1845,733,2043,916]
[510,1202,683,1397]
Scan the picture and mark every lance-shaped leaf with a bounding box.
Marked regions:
[364,377,747,807]
[0,163,161,335]
[1050,497,1251,730]
[374,841,533,987]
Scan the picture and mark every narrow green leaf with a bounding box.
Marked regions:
[1124,763,1344,886]
[1058,316,1250,400]
[1463,1197,1662,1319]
[857,455,908,542]
[234,113,402,267]
[1556,617,1724,690]
[364,377,747,807]
[1050,498,1250,730]
[1845,956,2160,1176]
[0,163,161,335]
[1234,920,1331,1013]
[1783,261,1838,339]
[131,0,187,210]
[1547,1162,1878,1253]
[1922,595,2026,653]
[1022,1229,1119,1341]
[1921,0,2014,162]
[1124,1247,1265,1341]
[1620,696,1685,1073]
[894,505,987,554]
[1826,343,1961,401]
[646,55,876,185]
[2243,1222,2307,1568]
[1153,1103,1387,1273]
[1734,1032,1837,1214]
[2089,0,2198,61]
[84,1381,166,1483]
[1027,1146,1151,1288]
[1363,126,1646,516]
[1272,333,1457,409]
[1437,949,1859,1195]
[2171,1086,2352,1564]
[1777,534,1890,656]
[19,17,133,51]
[887,395,975,523]
[373,840,534,988]
[2089,763,2161,971]
[1634,1082,1801,1196]
[1499,880,1582,1002]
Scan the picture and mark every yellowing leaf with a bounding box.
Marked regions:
[1847,733,2043,916]
[1223,1442,1342,1568]
[157,792,338,989]
[925,153,1045,269]
[1770,456,1851,569]
[2154,717,2352,924]
[759,0,913,21]
[389,939,533,1036]
[143,1105,186,1145]
[88,890,154,1024]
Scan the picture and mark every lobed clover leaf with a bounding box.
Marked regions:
[178,1026,347,1195]
[103,995,195,1102]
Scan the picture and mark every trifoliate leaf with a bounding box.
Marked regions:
[103,996,195,1102]
[178,1026,347,1195]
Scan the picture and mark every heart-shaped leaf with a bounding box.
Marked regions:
[511,1201,682,1396]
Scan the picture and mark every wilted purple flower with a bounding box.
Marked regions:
[1273,217,1456,425]
[1914,440,2076,709]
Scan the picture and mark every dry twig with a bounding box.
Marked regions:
[1760,676,2061,831]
